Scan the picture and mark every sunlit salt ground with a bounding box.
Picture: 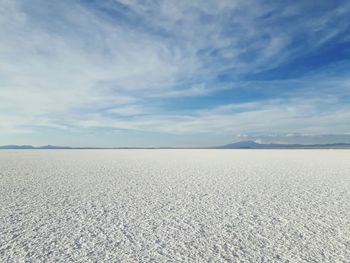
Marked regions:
[1,150,350,262]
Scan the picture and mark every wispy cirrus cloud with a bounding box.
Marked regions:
[1,0,350,146]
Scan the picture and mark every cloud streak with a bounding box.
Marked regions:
[1,0,350,145]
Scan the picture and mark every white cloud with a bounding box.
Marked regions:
[1,0,350,145]
[106,105,151,116]
[47,93,348,139]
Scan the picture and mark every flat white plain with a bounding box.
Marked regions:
[0,150,349,262]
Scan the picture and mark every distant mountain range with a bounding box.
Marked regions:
[1,141,350,149]
[217,141,350,149]
[0,145,73,149]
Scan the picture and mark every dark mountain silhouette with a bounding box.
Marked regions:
[0,145,72,149]
[0,145,36,149]
[218,141,350,149]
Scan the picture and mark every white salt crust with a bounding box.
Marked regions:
[0,150,349,262]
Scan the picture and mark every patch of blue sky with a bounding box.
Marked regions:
[1,0,350,146]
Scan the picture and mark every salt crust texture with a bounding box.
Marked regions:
[0,150,349,262]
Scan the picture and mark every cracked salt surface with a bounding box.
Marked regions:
[0,150,350,262]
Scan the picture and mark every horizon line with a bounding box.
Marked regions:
[1,141,350,150]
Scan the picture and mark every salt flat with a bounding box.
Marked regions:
[0,150,349,262]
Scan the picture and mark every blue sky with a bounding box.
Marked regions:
[1,0,350,147]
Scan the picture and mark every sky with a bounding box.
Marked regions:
[1,0,350,147]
